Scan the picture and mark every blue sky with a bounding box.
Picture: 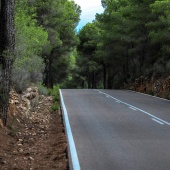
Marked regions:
[74,0,104,31]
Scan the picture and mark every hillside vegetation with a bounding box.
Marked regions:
[0,0,170,125]
[75,0,170,90]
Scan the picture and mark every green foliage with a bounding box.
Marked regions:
[75,0,170,89]
[15,0,48,58]
[12,0,170,91]
[12,0,81,91]
[51,101,59,112]
[75,22,102,88]
[48,85,60,112]
[13,0,49,92]
[33,0,81,88]
[48,85,60,101]
[37,83,49,96]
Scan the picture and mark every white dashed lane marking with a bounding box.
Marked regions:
[97,90,170,126]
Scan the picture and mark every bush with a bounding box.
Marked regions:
[48,85,60,112]
[37,83,49,96]
[12,68,30,93]
[12,55,45,93]
[48,85,60,101]
[147,90,154,96]
[51,101,59,111]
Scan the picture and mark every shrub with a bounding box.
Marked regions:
[12,67,30,93]
[49,85,60,112]
[51,101,59,111]
[37,83,49,96]
[48,85,60,101]
[12,55,45,93]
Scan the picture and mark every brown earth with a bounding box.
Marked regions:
[124,75,170,100]
[0,90,68,170]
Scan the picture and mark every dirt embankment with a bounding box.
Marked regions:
[125,76,170,99]
[0,87,68,170]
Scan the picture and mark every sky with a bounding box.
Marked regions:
[74,0,104,31]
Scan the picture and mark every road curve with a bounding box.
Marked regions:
[60,89,170,170]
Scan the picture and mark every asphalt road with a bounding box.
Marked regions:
[60,89,170,170]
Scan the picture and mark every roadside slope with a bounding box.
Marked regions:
[0,89,68,169]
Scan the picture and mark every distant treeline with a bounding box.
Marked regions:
[74,0,170,89]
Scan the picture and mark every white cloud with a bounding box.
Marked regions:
[74,0,102,10]
[74,0,104,30]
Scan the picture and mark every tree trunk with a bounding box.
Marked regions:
[103,64,106,89]
[92,72,96,89]
[107,66,115,89]
[0,0,15,126]
[43,58,48,86]
[43,51,53,88]
[48,57,53,88]
[123,50,129,84]
[103,63,108,89]
[93,72,97,89]
[88,74,91,89]
[108,70,113,89]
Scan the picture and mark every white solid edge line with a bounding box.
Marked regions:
[152,118,164,125]
[59,89,81,170]
[97,90,170,126]
[127,90,170,102]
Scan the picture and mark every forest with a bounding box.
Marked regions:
[77,0,170,89]
[0,0,170,125]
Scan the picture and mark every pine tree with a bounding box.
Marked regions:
[0,0,15,125]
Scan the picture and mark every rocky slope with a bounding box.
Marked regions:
[125,76,170,99]
[0,87,68,170]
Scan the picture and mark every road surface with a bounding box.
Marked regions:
[60,89,170,170]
